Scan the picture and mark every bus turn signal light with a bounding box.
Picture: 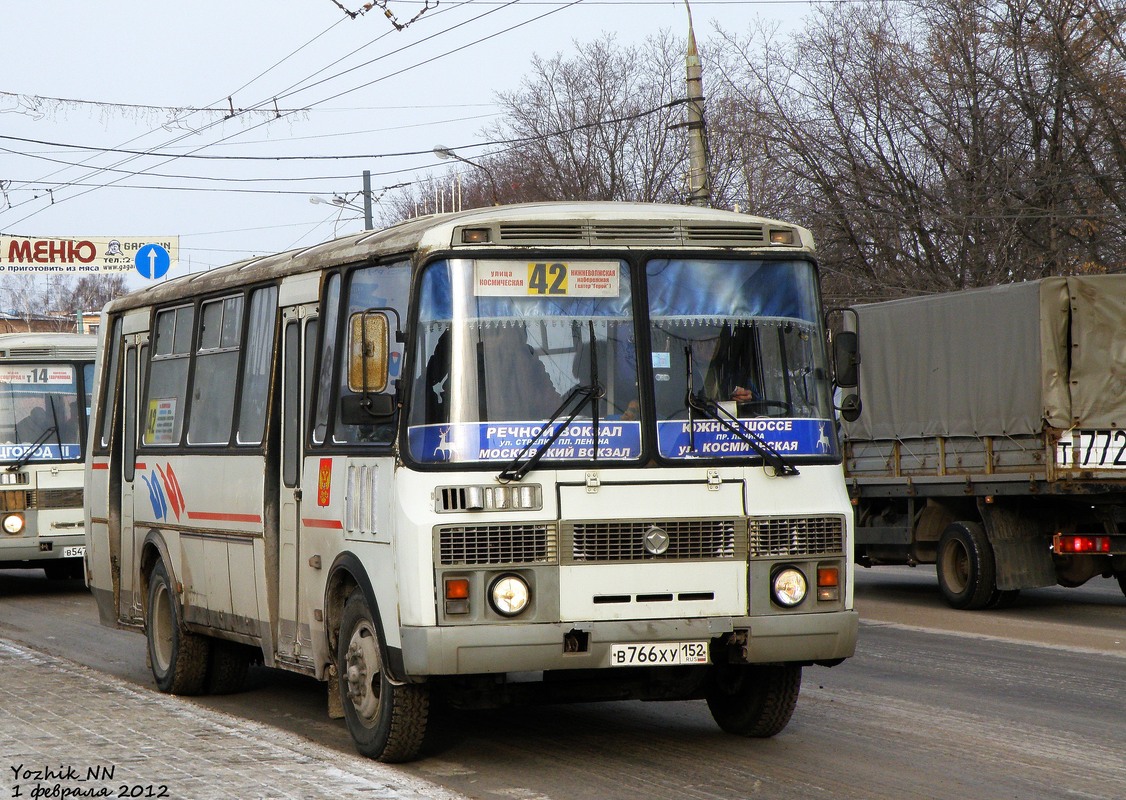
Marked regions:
[817,566,840,601]
[445,577,470,615]
[1053,534,1111,554]
[445,578,470,598]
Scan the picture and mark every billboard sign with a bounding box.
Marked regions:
[0,236,179,274]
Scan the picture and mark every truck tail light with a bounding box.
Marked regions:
[1053,534,1111,554]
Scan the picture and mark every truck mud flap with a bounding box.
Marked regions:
[979,502,1055,590]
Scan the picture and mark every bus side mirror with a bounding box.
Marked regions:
[832,330,859,388]
[827,307,862,423]
[340,393,396,425]
[348,312,389,393]
[838,393,862,423]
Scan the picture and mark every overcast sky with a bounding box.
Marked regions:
[1,0,808,288]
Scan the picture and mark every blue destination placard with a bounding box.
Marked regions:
[409,420,643,463]
[657,418,836,459]
[0,443,81,461]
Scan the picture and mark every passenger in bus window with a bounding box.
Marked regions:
[481,324,562,421]
[703,324,762,406]
[54,398,80,443]
[17,405,51,442]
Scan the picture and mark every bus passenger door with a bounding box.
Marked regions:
[278,305,317,663]
[118,337,143,623]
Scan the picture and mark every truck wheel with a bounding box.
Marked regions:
[337,590,429,762]
[146,560,210,695]
[1116,571,1126,599]
[936,521,998,610]
[705,663,801,737]
[987,589,1021,609]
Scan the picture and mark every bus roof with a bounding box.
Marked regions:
[0,332,97,360]
[103,201,815,314]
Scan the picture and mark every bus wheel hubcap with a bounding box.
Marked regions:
[345,622,382,719]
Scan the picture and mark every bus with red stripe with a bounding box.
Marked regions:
[85,202,859,762]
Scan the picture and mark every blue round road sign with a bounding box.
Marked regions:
[135,244,171,279]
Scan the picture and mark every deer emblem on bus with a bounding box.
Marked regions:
[433,427,455,461]
[816,422,831,453]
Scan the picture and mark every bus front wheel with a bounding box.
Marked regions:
[146,560,210,695]
[705,662,801,737]
[337,590,429,762]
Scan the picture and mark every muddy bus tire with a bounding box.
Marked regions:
[706,663,801,738]
[146,560,210,695]
[337,590,429,762]
[205,639,253,694]
[936,521,998,610]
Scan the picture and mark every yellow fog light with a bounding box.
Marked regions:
[771,567,807,607]
[489,574,530,617]
[3,513,25,534]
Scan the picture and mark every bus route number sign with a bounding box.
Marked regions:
[609,641,709,667]
[474,260,620,298]
[0,366,73,385]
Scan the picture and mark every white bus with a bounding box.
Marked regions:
[0,332,97,580]
[86,202,859,762]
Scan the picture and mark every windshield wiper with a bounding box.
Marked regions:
[498,321,604,483]
[679,344,797,476]
[687,391,799,476]
[7,425,58,473]
[497,382,603,483]
[10,396,67,474]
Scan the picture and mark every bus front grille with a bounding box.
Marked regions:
[748,516,846,557]
[437,523,558,566]
[565,518,746,563]
[30,489,85,509]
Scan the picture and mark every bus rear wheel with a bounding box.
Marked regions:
[706,662,801,738]
[146,560,210,695]
[337,590,429,762]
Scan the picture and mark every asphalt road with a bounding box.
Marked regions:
[1,565,1123,800]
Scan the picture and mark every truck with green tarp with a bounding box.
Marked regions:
[841,276,1126,608]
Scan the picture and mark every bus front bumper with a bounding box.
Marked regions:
[399,610,858,676]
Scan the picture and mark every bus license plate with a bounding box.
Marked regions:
[61,545,85,558]
[610,641,709,667]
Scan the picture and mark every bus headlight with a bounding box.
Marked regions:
[771,567,807,607]
[489,574,530,617]
[2,513,25,534]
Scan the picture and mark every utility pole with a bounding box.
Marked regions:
[362,170,373,230]
[684,1,711,207]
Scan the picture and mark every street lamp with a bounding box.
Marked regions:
[309,192,374,230]
[433,145,499,205]
[309,169,375,229]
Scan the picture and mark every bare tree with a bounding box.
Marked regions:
[710,0,1126,303]
[58,273,130,314]
[382,32,702,222]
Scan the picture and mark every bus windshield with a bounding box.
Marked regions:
[646,258,836,460]
[407,257,642,465]
[0,363,91,464]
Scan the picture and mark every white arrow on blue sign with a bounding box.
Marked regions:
[135,244,171,279]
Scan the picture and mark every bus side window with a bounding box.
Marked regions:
[97,317,123,452]
[237,286,278,446]
[144,305,193,446]
[312,274,341,445]
[188,295,243,446]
